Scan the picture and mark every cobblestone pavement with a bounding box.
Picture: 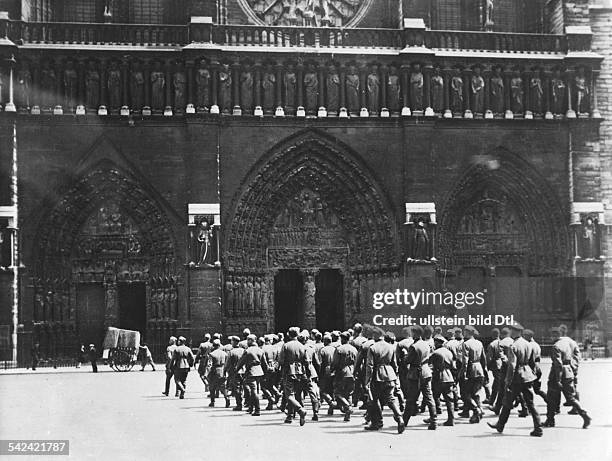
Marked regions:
[1,360,611,461]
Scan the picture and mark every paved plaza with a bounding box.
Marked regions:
[1,360,611,461]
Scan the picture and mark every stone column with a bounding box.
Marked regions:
[484,65,492,119]
[164,60,172,114]
[443,67,452,118]
[186,60,195,112]
[104,282,119,329]
[231,61,241,115]
[463,67,472,118]
[359,63,367,116]
[339,64,347,116]
[210,60,219,114]
[275,63,284,116]
[401,64,410,115]
[253,63,263,116]
[143,60,151,109]
[380,64,388,116]
[543,69,553,119]
[566,68,576,118]
[423,64,433,116]
[524,69,533,119]
[296,61,304,115]
[120,58,129,109]
[504,68,513,119]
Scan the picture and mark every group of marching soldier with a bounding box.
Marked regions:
[162,320,591,436]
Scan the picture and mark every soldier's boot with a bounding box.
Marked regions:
[284,414,293,423]
[299,408,307,427]
[428,419,437,430]
[402,410,411,426]
[541,417,555,428]
[458,409,471,418]
[265,400,274,411]
[394,415,405,434]
[232,405,243,411]
[225,398,231,408]
[209,399,215,407]
[469,410,481,424]
[442,419,454,426]
[581,411,591,429]
[487,422,504,433]
[488,407,509,433]
[344,408,352,422]
[312,412,319,421]
[530,427,543,437]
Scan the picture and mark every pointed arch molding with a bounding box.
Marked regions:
[437,149,570,275]
[224,130,399,271]
[34,159,178,279]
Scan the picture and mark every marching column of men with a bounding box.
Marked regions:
[161,321,591,435]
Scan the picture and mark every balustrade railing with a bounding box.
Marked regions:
[0,19,572,53]
[426,30,566,53]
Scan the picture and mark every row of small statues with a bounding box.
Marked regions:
[9,60,593,116]
[224,275,273,317]
[149,286,179,320]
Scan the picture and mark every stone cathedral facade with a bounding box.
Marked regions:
[0,0,610,362]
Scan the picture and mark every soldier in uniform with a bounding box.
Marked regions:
[162,336,177,397]
[225,336,246,411]
[541,326,591,429]
[172,336,195,399]
[524,329,547,403]
[354,325,376,412]
[318,333,336,415]
[429,335,456,426]
[238,328,250,349]
[194,333,213,393]
[350,323,367,407]
[491,327,514,414]
[488,322,542,437]
[484,328,501,405]
[278,327,308,425]
[332,332,358,421]
[299,330,321,421]
[460,326,487,423]
[262,334,281,409]
[445,327,463,411]
[402,325,437,430]
[364,329,405,433]
[396,327,414,412]
[236,334,268,416]
[206,339,231,408]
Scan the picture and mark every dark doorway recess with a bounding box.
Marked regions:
[315,269,344,332]
[274,270,303,333]
[77,283,106,348]
[118,282,147,335]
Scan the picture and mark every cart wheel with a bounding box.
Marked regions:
[109,349,134,372]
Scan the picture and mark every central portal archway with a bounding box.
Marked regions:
[223,130,398,333]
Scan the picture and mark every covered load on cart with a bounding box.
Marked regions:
[102,327,141,372]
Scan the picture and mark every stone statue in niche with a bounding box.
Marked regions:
[367,65,380,113]
[530,72,543,114]
[173,62,187,109]
[575,67,589,114]
[130,61,145,109]
[85,61,100,109]
[62,60,78,109]
[412,217,430,260]
[580,216,598,259]
[450,72,463,113]
[471,66,485,114]
[218,63,232,112]
[246,276,255,314]
[107,60,122,109]
[345,65,360,113]
[485,0,494,30]
[431,66,444,113]
[490,66,504,114]
[304,64,318,112]
[261,277,269,313]
[351,275,360,310]
[253,277,261,311]
[40,60,57,108]
[17,63,32,108]
[304,274,316,313]
[233,276,242,316]
[262,65,276,112]
[169,289,178,319]
[284,64,297,112]
[240,67,254,112]
[510,70,523,114]
[197,219,213,266]
[410,64,424,111]
[224,275,234,313]
[551,69,566,114]
[150,61,166,110]
[195,61,211,109]
[387,66,401,112]
[326,64,340,113]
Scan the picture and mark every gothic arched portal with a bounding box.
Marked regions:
[31,160,180,356]
[223,130,399,333]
